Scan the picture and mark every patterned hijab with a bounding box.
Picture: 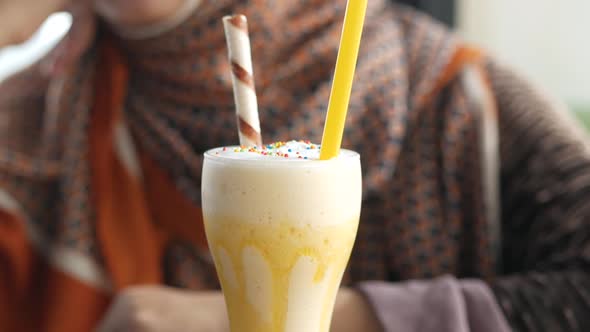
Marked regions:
[0,0,495,290]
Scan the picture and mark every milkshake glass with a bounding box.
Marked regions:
[201,141,361,332]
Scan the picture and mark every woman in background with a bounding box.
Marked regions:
[1,0,589,331]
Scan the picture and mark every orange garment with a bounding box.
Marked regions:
[0,40,206,332]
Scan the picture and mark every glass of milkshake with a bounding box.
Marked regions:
[202,140,362,332]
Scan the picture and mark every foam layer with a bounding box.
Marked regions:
[207,140,357,161]
[202,143,362,226]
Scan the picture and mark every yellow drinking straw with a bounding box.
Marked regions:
[320,0,368,160]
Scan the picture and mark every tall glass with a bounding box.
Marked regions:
[201,147,362,332]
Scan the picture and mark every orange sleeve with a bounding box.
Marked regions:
[0,209,111,332]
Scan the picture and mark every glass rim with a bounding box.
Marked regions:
[203,146,360,168]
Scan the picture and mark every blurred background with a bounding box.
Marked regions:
[403,0,590,124]
[457,0,590,121]
[0,1,588,123]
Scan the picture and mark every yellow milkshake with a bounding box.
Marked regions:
[202,141,362,332]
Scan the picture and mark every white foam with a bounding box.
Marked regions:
[201,144,362,226]
[207,140,358,161]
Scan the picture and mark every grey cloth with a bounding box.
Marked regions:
[358,276,511,332]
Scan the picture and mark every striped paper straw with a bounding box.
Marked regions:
[223,14,262,147]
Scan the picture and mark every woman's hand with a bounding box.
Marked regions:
[0,0,71,46]
[45,0,188,76]
[96,286,382,332]
[332,289,383,332]
[0,0,188,50]
[0,0,95,76]
[96,286,229,332]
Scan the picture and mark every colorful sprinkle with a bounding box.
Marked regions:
[220,140,323,160]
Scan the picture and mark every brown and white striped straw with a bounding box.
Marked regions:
[223,14,262,147]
